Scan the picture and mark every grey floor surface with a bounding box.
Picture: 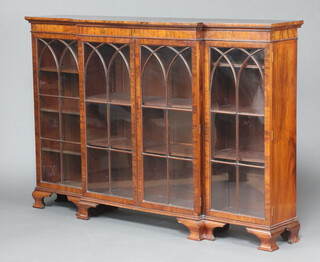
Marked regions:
[1,173,319,262]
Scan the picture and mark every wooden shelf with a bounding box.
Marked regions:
[143,95,192,109]
[87,138,132,151]
[86,93,131,105]
[109,93,131,105]
[211,105,264,116]
[40,66,78,74]
[42,147,81,156]
[41,107,80,115]
[213,148,264,164]
[143,141,193,158]
[214,62,264,69]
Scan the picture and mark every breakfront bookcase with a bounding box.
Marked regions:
[25,16,303,251]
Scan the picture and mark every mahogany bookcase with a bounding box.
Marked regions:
[25,16,303,251]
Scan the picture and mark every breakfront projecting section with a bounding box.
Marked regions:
[208,47,265,218]
[27,16,303,252]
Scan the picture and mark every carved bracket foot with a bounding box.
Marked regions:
[67,197,118,220]
[32,190,52,209]
[204,221,228,240]
[177,218,205,241]
[281,221,300,244]
[247,227,284,252]
[67,196,99,220]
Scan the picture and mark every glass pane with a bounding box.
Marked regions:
[110,105,132,150]
[110,151,132,198]
[141,46,166,106]
[85,44,107,101]
[239,69,264,115]
[143,156,167,204]
[60,41,78,72]
[143,108,166,155]
[87,148,109,193]
[38,40,58,71]
[211,163,236,213]
[169,159,193,208]
[41,140,61,183]
[86,103,108,147]
[211,56,236,112]
[62,100,80,143]
[239,116,264,164]
[211,113,236,161]
[169,110,193,158]
[62,143,81,187]
[239,166,265,218]
[39,71,58,95]
[61,98,79,115]
[108,46,130,104]
[61,73,79,97]
[40,96,58,114]
[168,48,192,108]
[40,110,59,139]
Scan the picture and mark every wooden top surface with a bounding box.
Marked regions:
[25,15,303,29]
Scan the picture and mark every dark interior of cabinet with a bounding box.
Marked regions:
[87,147,133,198]
[84,42,130,104]
[143,155,193,208]
[38,38,81,187]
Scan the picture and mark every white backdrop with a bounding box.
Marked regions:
[0,1,319,261]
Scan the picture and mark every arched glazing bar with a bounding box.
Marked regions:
[38,39,59,71]
[58,40,79,70]
[141,45,166,80]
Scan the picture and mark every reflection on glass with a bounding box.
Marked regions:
[84,43,130,103]
[110,151,132,198]
[87,148,109,193]
[211,113,236,161]
[110,105,132,150]
[62,114,80,143]
[143,108,166,154]
[85,50,107,101]
[168,48,192,108]
[211,62,236,112]
[40,96,59,114]
[169,159,193,208]
[143,156,167,204]
[39,72,58,95]
[141,47,165,107]
[239,167,264,218]
[211,163,236,213]
[86,103,108,147]
[109,46,131,104]
[41,140,61,183]
[62,143,81,187]
[169,110,193,158]
[40,111,59,139]
[61,73,79,97]
[141,45,192,108]
[239,116,264,164]
[239,69,264,115]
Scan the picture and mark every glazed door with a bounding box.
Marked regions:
[82,38,136,205]
[136,39,201,216]
[204,43,270,222]
[36,37,81,190]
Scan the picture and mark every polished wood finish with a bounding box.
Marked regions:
[32,190,52,208]
[247,220,300,251]
[26,16,302,251]
[177,218,206,241]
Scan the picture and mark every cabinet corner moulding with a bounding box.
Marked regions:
[26,15,303,251]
